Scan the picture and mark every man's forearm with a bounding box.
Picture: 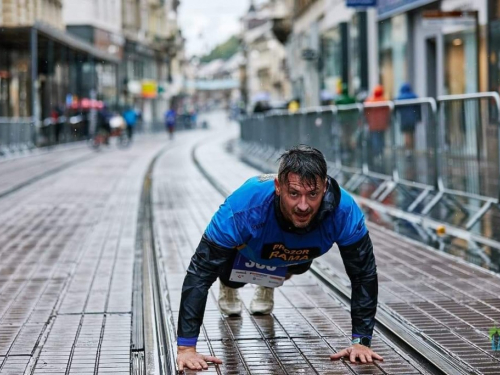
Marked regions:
[339,232,378,337]
[350,271,377,337]
[177,270,215,343]
[177,236,235,344]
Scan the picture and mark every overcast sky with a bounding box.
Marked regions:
[178,0,264,57]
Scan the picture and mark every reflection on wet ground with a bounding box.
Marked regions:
[335,171,500,274]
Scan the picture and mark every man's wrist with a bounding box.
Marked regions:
[178,345,196,352]
[351,335,371,348]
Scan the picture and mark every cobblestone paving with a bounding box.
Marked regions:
[152,113,429,374]
[0,139,166,374]
[196,123,500,374]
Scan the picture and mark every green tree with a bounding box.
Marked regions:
[200,36,240,63]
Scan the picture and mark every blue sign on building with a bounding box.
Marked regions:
[346,0,377,7]
[377,0,436,19]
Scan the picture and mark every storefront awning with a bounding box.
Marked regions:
[0,21,120,64]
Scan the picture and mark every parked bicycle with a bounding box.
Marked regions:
[89,114,129,150]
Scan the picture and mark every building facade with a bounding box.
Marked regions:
[284,0,488,106]
[63,0,184,130]
[287,0,378,106]
[120,0,184,131]
[1,0,63,28]
[63,0,123,105]
[241,0,292,111]
[0,0,118,127]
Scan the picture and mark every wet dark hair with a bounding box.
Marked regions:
[277,145,327,188]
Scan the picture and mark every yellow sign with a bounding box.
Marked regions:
[142,80,157,98]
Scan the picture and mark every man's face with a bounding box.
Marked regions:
[275,173,327,228]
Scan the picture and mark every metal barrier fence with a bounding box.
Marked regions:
[423,93,500,231]
[437,93,500,199]
[335,104,363,173]
[393,98,438,189]
[240,92,500,233]
[39,117,90,147]
[0,118,36,156]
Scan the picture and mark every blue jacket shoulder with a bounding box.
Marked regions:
[226,175,275,213]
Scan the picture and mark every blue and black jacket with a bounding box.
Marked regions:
[177,175,378,347]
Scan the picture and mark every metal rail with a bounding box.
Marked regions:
[138,147,178,375]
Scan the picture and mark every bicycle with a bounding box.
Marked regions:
[89,129,109,150]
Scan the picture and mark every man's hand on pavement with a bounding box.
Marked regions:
[330,344,384,364]
[177,346,222,372]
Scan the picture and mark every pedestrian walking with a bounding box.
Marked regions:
[335,83,356,105]
[122,106,137,141]
[176,145,382,371]
[165,108,176,139]
[395,83,420,152]
[97,105,112,144]
[51,105,64,143]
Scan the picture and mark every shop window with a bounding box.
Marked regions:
[444,33,465,95]
[321,27,342,95]
[444,30,477,94]
[378,15,408,99]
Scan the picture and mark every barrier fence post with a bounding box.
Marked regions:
[437,92,500,199]
[330,106,341,171]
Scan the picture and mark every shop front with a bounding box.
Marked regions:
[377,0,481,97]
[0,22,119,144]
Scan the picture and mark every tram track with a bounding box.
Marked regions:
[136,146,178,375]
[191,140,476,375]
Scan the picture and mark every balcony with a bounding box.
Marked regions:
[272,17,292,44]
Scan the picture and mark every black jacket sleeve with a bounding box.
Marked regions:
[338,232,378,337]
[177,235,236,342]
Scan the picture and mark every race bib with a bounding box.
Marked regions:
[229,253,287,288]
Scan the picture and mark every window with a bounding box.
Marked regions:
[321,27,342,94]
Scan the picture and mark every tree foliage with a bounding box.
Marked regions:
[200,36,239,63]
